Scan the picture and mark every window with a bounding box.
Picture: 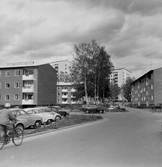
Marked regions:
[0,94,1,100]
[14,70,21,76]
[5,71,11,77]
[14,82,20,88]
[0,82,1,89]
[151,95,154,100]
[151,85,153,90]
[14,94,19,100]
[5,83,10,88]
[5,95,10,100]
[0,71,2,77]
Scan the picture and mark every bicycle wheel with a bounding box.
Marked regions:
[12,128,23,146]
[0,136,5,150]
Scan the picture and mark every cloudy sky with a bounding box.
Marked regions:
[0,0,162,79]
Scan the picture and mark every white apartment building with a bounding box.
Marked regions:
[110,68,131,87]
[50,60,72,75]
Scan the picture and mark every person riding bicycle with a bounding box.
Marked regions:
[0,103,17,138]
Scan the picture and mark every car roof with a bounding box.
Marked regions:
[9,108,25,111]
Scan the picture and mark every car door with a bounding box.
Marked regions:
[33,109,46,122]
[17,109,33,126]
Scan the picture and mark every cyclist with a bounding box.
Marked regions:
[0,103,17,138]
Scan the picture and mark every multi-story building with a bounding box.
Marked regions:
[57,82,77,104]
[0,62,57,108]
[131,67,162,107]
[57,82,83,104]
[110,68,131,87]
[50,60,72,75]
[50,60,78,104]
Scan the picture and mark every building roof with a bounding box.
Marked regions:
[57,82,73,86]
[131,66,162,85]
[113,68,131,73]
[0,61,50,69]
[50,60,72,64]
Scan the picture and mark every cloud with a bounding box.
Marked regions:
[60,0,162,15]
[0,0,162,79]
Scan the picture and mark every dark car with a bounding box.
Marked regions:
[48,106,70,118]
[82,104,105,114]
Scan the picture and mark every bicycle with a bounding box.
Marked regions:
[0,124,24,150]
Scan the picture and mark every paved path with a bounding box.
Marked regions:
[1,107,162,167]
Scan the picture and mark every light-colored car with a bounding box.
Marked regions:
[9,108,43,129]
[24,108,55,125]
[15,118,29,130]
[35,106,62,121]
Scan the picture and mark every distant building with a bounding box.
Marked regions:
[110,68,131,87]
[57,82,82,104]
[131,67,162,107]
[50,60,72,75]
[0,62,57,108]
[110,68,131,101]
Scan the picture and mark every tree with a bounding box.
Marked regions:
[121,77,135,102]
[58,71,72,82]
[70,40,114,104]
[110,82,121,101]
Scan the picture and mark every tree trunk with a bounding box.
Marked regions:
[84,74,88,104]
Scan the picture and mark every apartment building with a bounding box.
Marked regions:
[0,62,57,108]
[110,68,131,87]
[131,67,162,107]
[50,60,72,75]
[57,82,77,104]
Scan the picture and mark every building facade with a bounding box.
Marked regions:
[50,60,72,75]
[0,63,57,108]
[131,67,162,107]
[110,68,131,87]
[57,82,77,104]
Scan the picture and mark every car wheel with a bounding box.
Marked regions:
[55,116,61,121]
[86,110,89,114]
[34,120,42,129]
[46,119,52,125]
[16,124,24,131]
[100,110,104,114]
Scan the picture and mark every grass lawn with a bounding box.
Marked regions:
[27,114,103,135]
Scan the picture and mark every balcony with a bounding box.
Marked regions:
[22,99,34,105]
[62,94,68,98]
[22,86,34,92]
[71,101,76,104]
[62,101,68,104]
[22,74,34,80]
[62,89,68,92]
[71,88,76,92]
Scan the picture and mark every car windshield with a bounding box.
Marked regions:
[18,110,28,115]
[35,109,43,113]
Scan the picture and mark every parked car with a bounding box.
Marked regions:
[107,105,116,110]
[48,106,70,118]
[82,104,105,114]
[9,108,43,129]
[34,106,62,121]
[15,118,29,130]
[24,108,55,125]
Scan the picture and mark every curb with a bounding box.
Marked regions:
[24,118,107,138]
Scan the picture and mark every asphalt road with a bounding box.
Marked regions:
[1,107,162,167]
